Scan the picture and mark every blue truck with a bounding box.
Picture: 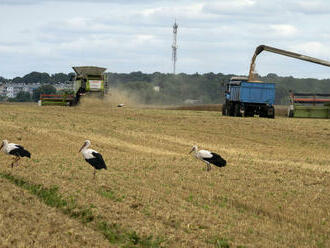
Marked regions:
[223,44,330,118]
[222,77,275,118]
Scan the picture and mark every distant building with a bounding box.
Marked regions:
[0,81,73,98]
[184,99,201,105]
[153,86,160,92]
[0,83,41,98]
[0,83,5,96]
[54,82,73,91]
[26,84,41,95]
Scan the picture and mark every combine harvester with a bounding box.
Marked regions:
[40,66,107,106]
[288,92,330,118]
[222,45,330,118]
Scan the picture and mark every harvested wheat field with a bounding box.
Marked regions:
[0,99,329,248]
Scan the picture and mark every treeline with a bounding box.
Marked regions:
[260,73,330,104]
[2,72,74,84]
[1,71,330,105]
[108,71,330,105]
[109,72,231,105]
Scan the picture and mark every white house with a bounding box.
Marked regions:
[153,86,160,92]
[1,83,41,98]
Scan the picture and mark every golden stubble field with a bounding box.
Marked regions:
[0,98,329,248]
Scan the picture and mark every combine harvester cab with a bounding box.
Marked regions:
[222,77,275,118]
[288,92,330,118]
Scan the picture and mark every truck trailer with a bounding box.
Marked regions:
[222,77,275,118]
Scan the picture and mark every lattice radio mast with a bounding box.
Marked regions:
[172,20,178,74]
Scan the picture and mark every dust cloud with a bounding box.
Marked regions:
[77,88,144,109]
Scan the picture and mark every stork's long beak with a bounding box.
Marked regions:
[0,143,3,150]
[188,148,194,154]
[79,143,85,153]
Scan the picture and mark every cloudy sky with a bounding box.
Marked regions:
[0,0,330,79]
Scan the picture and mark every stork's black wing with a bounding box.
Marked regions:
[89,152,107,170]
[9,145,31,158]
[203,153,226,167]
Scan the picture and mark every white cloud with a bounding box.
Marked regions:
[269,24,298,37]
[291,0,330,15]
[43,17,118,35]
[293,42,330,58]
[0,0,164,5]
[0,0,329,78]
[203,0,256,14]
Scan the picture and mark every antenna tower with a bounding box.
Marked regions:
[172,20,178,74]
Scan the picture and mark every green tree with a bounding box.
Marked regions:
[50,73,70,83]
[12,77,24,84]
[0,76,9,83]
[0,95,7,101]
[32,84,57,102]
[15,91,31,102]
[23,72,51,84]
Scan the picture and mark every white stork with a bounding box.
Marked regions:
[189,145,226,171]
[1,140,31,167]
[79,140,107,178]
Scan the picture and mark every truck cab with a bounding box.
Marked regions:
[222,77,275,118]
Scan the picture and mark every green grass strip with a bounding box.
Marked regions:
[0,172,164,248]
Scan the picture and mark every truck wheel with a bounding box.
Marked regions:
[288,110,294,118]
[244,107,252,117]
[259,106,267,118]
[222,104,227,116]
[267,106,275,118]
[234,104,242,117]
[227,103,234,116]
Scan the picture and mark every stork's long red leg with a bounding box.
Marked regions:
[10,157,17,168]
[14,157,20,167]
